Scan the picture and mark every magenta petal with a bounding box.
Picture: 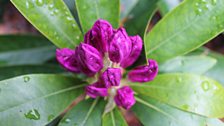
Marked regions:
[120,35,143,68]
[85,82,108,98]
[109,28,132,63]
[84,19,113,55]
[56,48,80,73]
[100,68,122,88]
[114,86,136,110]
[128,59,158,82]
[76,43,103,77]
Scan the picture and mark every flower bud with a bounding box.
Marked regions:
[128,59,158,82]
[56,48,80,73]
[76,43,103,76]
[84,19,113,55]
[109,28,132,63]
[120,35,143,68]
[85,82,108,98]
[114,86,136,110]
[100,68,122,88]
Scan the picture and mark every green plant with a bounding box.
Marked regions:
[0,0,224,126]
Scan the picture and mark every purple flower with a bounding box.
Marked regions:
[84,19,113,56]
[85,82,108,98]
[120,35,143,68]
[100,68,122,88]
[56,48,80,73]
[114,86,136,110]
[76,43,103,77]
[109,28,132,63]
[128,59,158,82]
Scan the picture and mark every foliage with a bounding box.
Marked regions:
[0,0,223,125]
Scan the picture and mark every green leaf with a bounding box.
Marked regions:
[124,0,158,37]
[0,74,85,126]
[157,0,181,16]
[120,0,138,19]
[0,35,55,66]
[130,73,224,118]
[206,119,224,126]
[102,107,128,126]
[0,64,65,81]
[11,0,83,48]
[59,98,105,126]
[132,95,206,126]
[76,0,120,33]
[145,0,224,63]
[205,52,224,86]
[159,55,217,74]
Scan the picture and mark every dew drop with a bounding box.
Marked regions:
[48,114,54,121]
[76,36,80,40]
[36,0,44,6]
[23,76,30,83]
[26,1,30,9]
[66,17,73,22]
[24,109,40,120]
[48,4,54,10]
[201,81,210,91]
[54,9,59,15]
[61,118,71,123]
[181,104,190,110]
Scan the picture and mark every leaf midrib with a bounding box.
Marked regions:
[0,84,86,113]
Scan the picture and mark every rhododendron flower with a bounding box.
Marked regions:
[56,19,158,110]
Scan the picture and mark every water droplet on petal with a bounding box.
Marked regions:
[23,76,30,83]
[201,81,210,91]
[24,109,40,120]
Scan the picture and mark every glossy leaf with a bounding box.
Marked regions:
[76,0,120,33]
[206,119,224,126]
[102,107,128,126]
[59,99,105,126]
[124,0,158,37]
[159,55,217,74]
[0,35,56,66]
[145,0,224,63]
[11,0,83,48]
[205,52,224,86]
[157,0,181,16]
[130,74,224,118]
[132,95,206,126]
[120,0,138,19]
[0,74,85,126]
[0,65,65,80]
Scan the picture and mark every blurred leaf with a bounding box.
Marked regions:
[159,55,217,74]
[59,99,105,126]
[0,64,65,80]
[133,95,206,126]
[206,119,224,126]
[130,73,224,118]
[102,107,128,126]
[0,74,85,126]
[75,0,120,33]
[120,0,138,19]
[157,0,181,16]
[205,52,224,86]
[124,0,158,37]
[145,0,224,63]
[0,35,56,66]
[11,0,83,48]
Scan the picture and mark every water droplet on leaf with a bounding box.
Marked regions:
[36,0,44,6]
[24,109,40,120]
[23,76,30,83]
[48,114,54,121]
[181,104,190,110]
[201,81,210,91]
[61,118,71,123]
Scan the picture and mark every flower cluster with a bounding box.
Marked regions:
[56,19,158,110]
